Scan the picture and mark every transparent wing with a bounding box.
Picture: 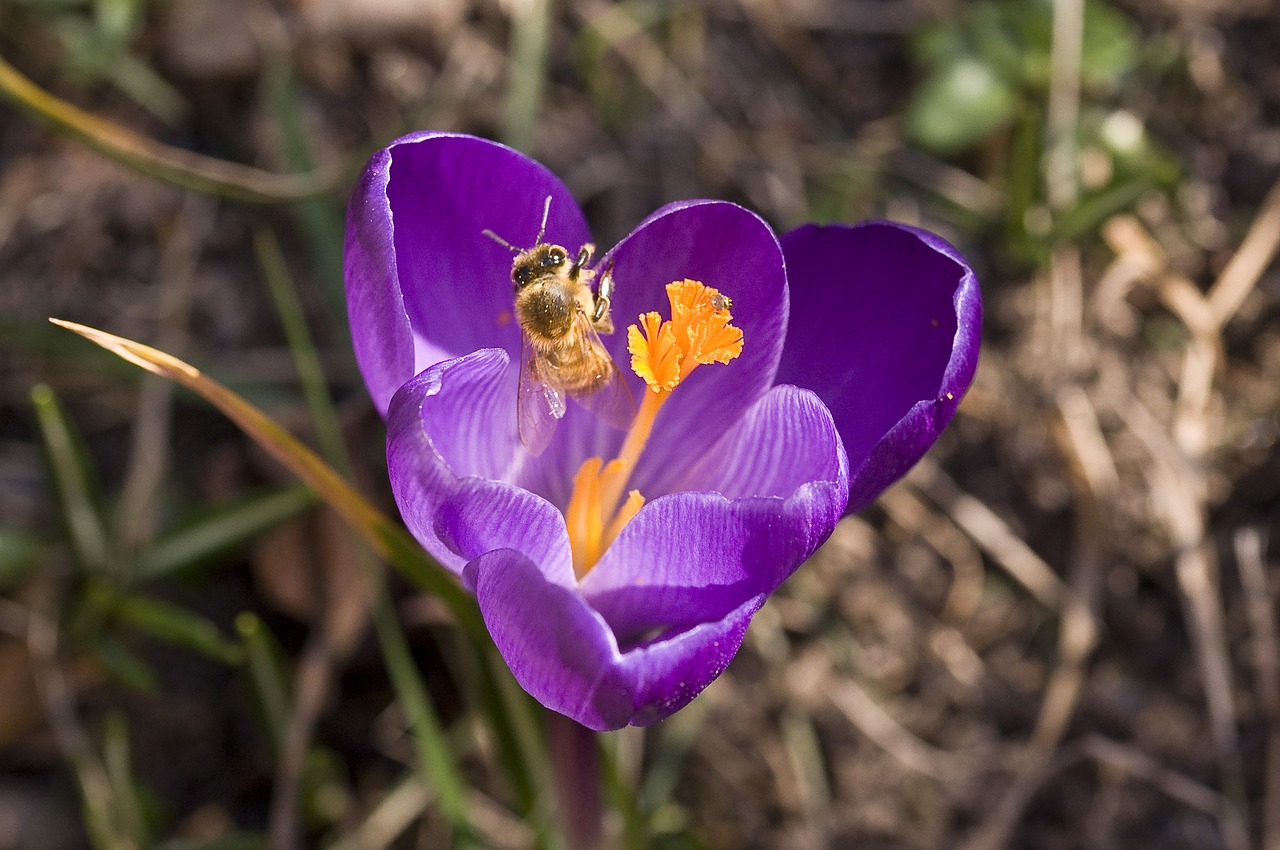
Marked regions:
[572,324,637,432]
[517,333,563,456]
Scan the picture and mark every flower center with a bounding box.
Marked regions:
[566,279,743,578]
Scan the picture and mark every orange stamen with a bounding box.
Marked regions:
[565,280,741,579]
[628,312,681,392]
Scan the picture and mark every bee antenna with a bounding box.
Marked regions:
[482,229,519,253]
[534,195,552,245]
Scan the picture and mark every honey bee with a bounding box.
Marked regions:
[485,198,636,455]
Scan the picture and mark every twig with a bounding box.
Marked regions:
[906,459,1064,609]
[821,667,978,786]
[1207,176,1280,327]
[1115,396,1250,850]
[954,388,1106,850]
[114,196,212,561]
[1080,734,1229,815]
[326,776,432,850]
[1235,527,1280,850]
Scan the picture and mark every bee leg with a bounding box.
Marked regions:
[569,243,595,281]
[592,265,615,332]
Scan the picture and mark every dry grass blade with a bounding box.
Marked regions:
[1080,735,1228,815]
[114,196,211,558]
[573,0,749,187]
[0,600,141,850]
[1116,397,1250,850]
[877,485,986,624]
[825,674,976,786]
[956,388,1107,850]
[326,777,432,850]
[906,459,1065,609]
[1207,176,1280,327]
[46,319,482,635]
[1235,528,1280,850]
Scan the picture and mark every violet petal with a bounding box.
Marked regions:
[775,222,981,511]
[385,349,573,586]
[346,132,590,414]
[579,385,847,643]
[600,201,789,498]
[467,548,763,730]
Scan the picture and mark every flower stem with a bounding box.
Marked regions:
[547,712,604,850]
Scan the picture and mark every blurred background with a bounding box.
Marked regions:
[2,0,1280,847]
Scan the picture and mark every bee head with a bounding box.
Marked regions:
[512,244,568,289]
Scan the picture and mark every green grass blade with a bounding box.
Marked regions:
[112,593,243,665]
[129,486,317,586]
[502,0,553,152]
[30,383,111,573]
[0,53,336,203]
[256,226,482,843]
[235,612,292,755]
[372,597,477,845]
[263,67,350,334]
[0,527,46,591]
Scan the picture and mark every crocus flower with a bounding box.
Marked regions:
[345,132,980,731]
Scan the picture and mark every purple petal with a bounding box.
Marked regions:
[385,350,573,586]
[345,132,590,414]
[775,222,981,511]
[579,385,847,643]
[674,384,848,499]
[467,548,763,730]
[598,201,789,498]
[619,594,762,727]
[345,143,412,416]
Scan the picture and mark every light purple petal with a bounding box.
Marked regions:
[467,548,763,730]
[579,490,842,643]
[578,385,847,643]
[674,384,848,499]
[775,222,981,511]
[596,201,789,498]
[345,132,590,414]
[385,350,573,586]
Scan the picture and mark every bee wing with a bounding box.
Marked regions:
[517,333,564,456]
[572,321,638,432]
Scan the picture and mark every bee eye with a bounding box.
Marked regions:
[513,267,530,285]
[544,250,565,267]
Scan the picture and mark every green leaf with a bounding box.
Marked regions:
[1049,176,1154,243]
[235,612,292,754]
[129,486,317,585]
[112,593,243,665]
[1081,0,1139,89]
[31,384,111,573]
[0,527,45,591]
[907,57,1021,155]
[910,23,968,69]
[93,634,161,693]
[968,1,1038,85]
